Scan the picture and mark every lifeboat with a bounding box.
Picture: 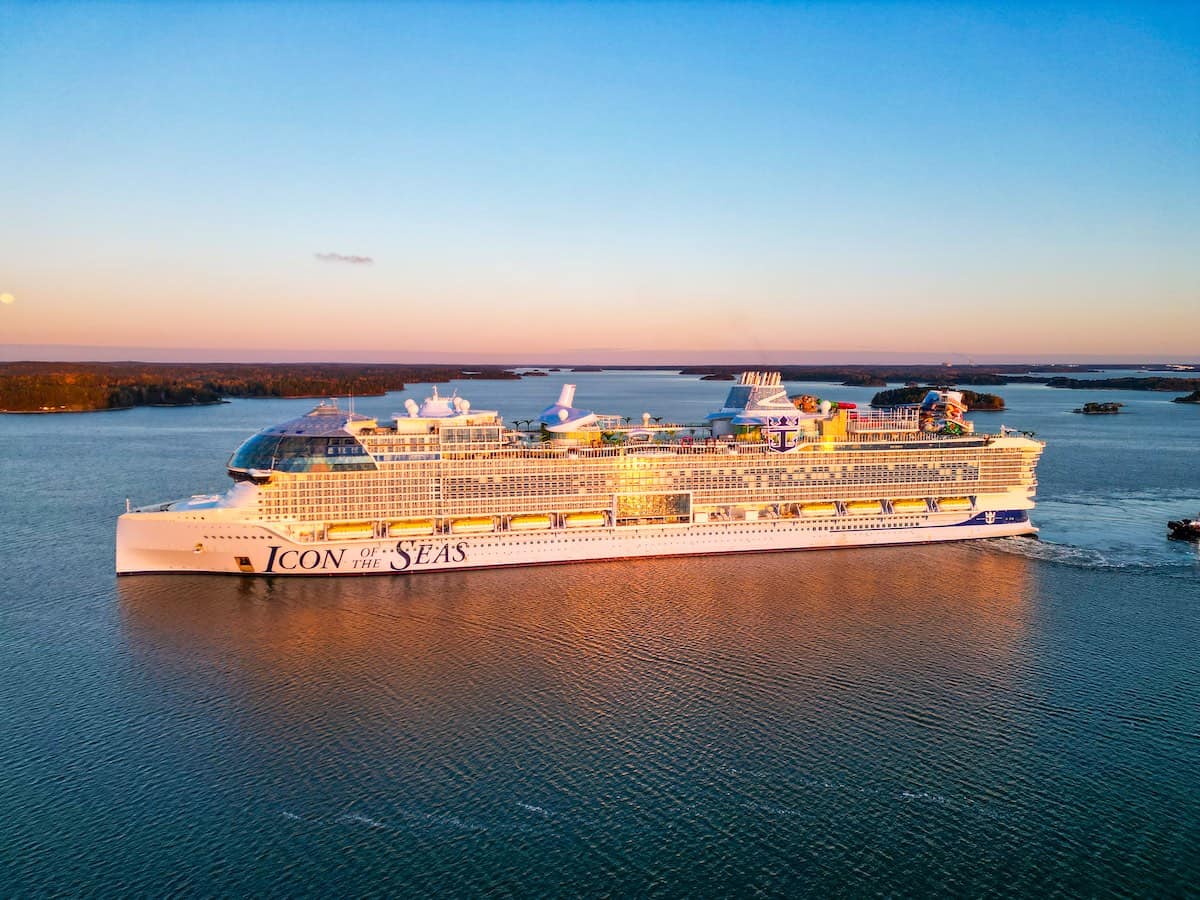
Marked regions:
[388,519,435,537]
[845,500,884,516]
[451,516,496,534]
[326,522,374,539]
[800,502,838,518]
[564,512,607,528]
[937,497,972,512]
[891,498,929,514]
[509,514,552,531]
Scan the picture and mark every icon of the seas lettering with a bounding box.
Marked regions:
[390,541,468,571]
[263,546,347,573]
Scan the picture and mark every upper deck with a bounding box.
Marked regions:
[225,372,1019,482]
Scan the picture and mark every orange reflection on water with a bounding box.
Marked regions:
[117,543,1036,751]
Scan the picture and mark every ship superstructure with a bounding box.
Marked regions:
[116,372,1043,575]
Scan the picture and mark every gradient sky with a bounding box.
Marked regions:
[1,2,1197,363]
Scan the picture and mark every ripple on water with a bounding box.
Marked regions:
[989,535,1200,577]
[2,374,1198,895]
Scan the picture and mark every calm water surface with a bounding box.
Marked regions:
[1,372,1197,896]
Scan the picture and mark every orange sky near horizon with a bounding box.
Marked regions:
[3,4,1197,364]
[2,258,1196,362]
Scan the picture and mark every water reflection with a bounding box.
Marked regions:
[117,544,1036,780]
[8,366,1198,895]
[104,545,1182,896]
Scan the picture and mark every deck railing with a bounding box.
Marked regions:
[846,408,921,432]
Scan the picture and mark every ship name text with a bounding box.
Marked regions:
[262,541,469,573]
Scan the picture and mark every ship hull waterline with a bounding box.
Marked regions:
[117,509,1035,576]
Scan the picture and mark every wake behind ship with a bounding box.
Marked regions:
[116,373,1043,575]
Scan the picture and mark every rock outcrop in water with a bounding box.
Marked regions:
[870,385,1005,410]
[1073,402,1124,414]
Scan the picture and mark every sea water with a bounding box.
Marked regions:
[0,371,1196,895]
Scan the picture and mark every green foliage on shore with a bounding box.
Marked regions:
[0,363,519,412]
[870,385,1006,410]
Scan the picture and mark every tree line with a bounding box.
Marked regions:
[0,363,520,412]
[870,386,1006,410]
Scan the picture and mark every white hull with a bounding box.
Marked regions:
[117,506,1035,576]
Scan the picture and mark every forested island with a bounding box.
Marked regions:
[5,360,1199,413]
[839,374,888,386]
[0,363,520,413]
[678,365,1200,394]
[1174,390,1200,404]
[680,365,1014,385]
[870,385,1006,410]
[1032,376,1200,392]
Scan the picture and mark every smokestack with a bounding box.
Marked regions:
[557,384,576,407]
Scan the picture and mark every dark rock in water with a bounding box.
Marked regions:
[1173,390,1200,404]
[1167,518,1200,541]
[699,373,736,381]
[1073,402,1124,414]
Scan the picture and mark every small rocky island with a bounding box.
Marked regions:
[1073,401,1124,414]
[870,385,1005,410]
[1173,390,1200,404]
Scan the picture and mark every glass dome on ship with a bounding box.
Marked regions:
[116,372,1044,576]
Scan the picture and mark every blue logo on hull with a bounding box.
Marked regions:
[961,510,1028,526]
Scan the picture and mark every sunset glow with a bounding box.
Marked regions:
[2,3,1197,362]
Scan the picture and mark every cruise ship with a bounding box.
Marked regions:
[116,372,1043,575]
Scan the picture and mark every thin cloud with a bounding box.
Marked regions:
[315,252,374,265]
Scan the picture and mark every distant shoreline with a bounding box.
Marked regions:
[149,400,231,407]
[3,361,1199,414]
[1,406,134,415]
[0,362,521,413]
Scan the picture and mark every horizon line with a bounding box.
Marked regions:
[2,343,1198,368]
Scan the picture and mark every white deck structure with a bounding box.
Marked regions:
[117,373,1043,575]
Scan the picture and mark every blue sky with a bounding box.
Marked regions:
[1,2,1197,362]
